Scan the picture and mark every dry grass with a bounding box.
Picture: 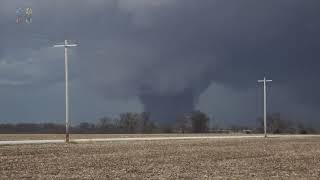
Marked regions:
[1,136,320,179]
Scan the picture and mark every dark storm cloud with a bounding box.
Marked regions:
[1,0,320,123]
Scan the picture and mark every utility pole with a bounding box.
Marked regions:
[258,77,272,138]
[54,40,77,143]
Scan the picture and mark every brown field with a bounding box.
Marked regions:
[1,136,320,179]
[0,133,247,141]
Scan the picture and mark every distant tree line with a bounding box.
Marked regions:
[0,111,211,134]
[74,111,212,134]
[0,111,317,134]
[0,123,65,134]
[257,112,317,134]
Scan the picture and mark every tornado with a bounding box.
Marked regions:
[139,91,195,124]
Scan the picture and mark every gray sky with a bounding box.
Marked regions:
[0,0,319,126]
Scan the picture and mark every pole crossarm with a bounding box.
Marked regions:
[258,80,272,83]
[54,41,78,48]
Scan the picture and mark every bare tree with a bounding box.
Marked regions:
[119,112,140,133]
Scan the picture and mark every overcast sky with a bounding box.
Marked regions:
[0,0,320,127]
